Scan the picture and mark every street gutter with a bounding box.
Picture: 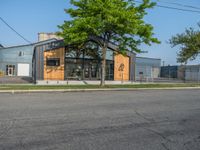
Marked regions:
[0,87,200,93]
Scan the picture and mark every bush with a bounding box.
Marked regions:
[0,70,4,77]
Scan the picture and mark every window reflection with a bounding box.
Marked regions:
[65,41,114,80]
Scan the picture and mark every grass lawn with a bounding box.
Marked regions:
[0,83,200,90]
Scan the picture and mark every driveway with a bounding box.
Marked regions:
[0,89,200,150]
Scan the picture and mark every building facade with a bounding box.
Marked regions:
[33,40,136,82]
[0,39,57,77]
[1,32,163,82]
[160,66,178,78]
[0,44,34,77]
[135,57,161,80]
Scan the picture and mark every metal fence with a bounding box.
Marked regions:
[184,70,200,83]
[136,67,200,83]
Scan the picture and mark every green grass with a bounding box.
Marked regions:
[0,83,199,90]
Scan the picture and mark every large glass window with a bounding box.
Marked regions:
[65,58,82,80]
[106,48,114,60]
[65,41,114,80]
[106,60,114,80]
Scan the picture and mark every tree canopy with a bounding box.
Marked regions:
[169,23,200,63]
[58,0,159,51]
[58,0,160,85]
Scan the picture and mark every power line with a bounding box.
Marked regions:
[0,17,32,44]
[158,0,200,10]
[135,1,200,14]
[156,4,200,14]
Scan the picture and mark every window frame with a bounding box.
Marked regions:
[46,58,60,66]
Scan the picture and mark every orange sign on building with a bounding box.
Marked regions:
[114,54,130,81]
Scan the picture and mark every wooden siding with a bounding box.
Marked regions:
[114,54,130,81]
[44,48,65,80]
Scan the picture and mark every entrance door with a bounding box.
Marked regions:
[84,62,100,80]
[7,65,15,76]
[84,64,91,79]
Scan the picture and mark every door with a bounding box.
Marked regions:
[17,63,30,76]
[7,65,15,76]
[84,62,99,80]
[84,63,91,79]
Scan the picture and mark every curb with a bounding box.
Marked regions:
[0,87,200,93]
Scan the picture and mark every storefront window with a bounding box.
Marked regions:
[65,41,114,80]
[106,48,114,60]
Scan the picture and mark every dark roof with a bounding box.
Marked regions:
[43,39,136,58]
[0,38,58,50]
[34,38,58,46]
[89,36,136,55]
[136,56,161,60]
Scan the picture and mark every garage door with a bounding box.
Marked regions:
[17,63,30,76]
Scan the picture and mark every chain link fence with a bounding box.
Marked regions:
[159,65,200,83]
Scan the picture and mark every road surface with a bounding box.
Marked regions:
[0,89,200,150]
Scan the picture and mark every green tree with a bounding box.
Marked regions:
[169,23,200,63]
[58,0,160,86]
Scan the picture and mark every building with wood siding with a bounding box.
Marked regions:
[0,32,162,83]
[32,39,136,82]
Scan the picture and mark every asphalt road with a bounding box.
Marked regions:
[0,89,200,150]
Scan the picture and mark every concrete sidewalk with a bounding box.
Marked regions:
[36,80,188,85]
[0,76,32,84]
[36,80,139,85]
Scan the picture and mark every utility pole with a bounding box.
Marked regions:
[198,65,200,84]
[168,65,170,80]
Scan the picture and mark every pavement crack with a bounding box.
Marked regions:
[183,135,200,149]
[134,110,155,123]
[161,142,170,150]
[143,127,174,150]
[144,127,174,143]
[133,110,174,150]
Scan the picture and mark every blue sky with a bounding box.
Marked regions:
[0,0,200,65]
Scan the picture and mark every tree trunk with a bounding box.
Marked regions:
[100,46,107,86]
